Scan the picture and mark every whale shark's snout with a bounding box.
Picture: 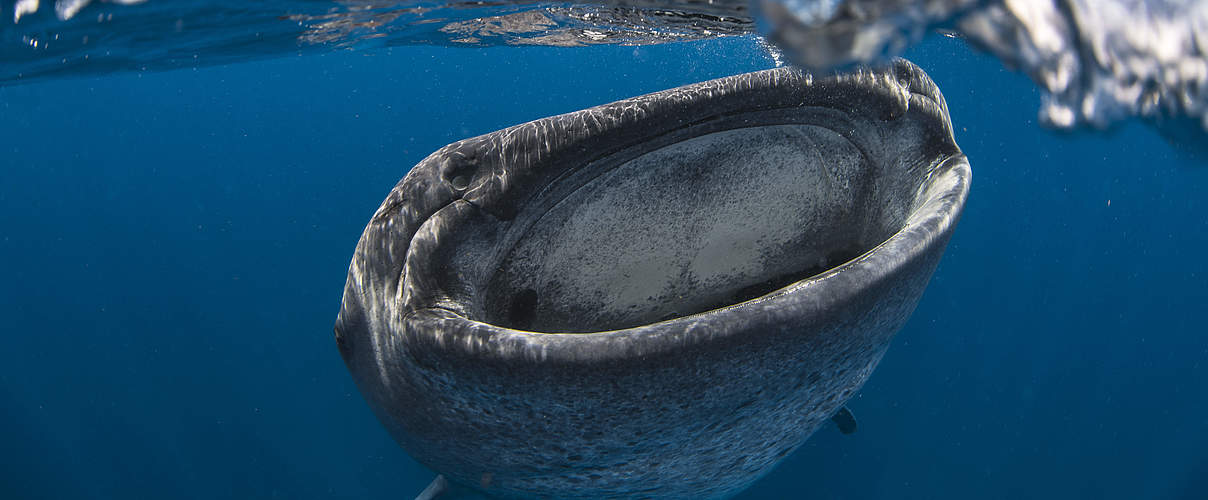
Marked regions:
[335,59,969,499]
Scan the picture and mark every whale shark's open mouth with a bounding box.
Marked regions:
[404,63,957,335]
[456,122,917,333]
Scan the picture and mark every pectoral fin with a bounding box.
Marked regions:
[830,406,857,435]
[415,475,486,500]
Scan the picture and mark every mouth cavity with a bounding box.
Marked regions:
[434,120,922,333]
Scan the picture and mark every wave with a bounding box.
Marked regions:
[760,0,1208,131]
[3,0,1206,132]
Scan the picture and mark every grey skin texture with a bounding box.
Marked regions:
[334,59,970,499]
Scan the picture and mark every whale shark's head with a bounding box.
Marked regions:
[336,59,968,499]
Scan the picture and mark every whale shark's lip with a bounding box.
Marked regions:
[335,58,968,365]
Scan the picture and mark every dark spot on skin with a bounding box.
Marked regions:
[334,325,352,356]
[508,289,538,330]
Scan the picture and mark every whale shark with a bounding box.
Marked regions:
[334,59,970,499]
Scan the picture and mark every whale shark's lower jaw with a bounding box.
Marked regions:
[335,59,970,499]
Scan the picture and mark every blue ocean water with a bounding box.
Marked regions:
[1,29,1206,500]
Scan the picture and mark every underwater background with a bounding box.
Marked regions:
[2,13,1207,500]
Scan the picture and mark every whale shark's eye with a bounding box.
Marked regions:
[449,174,471,190]
[443,157,476,191]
